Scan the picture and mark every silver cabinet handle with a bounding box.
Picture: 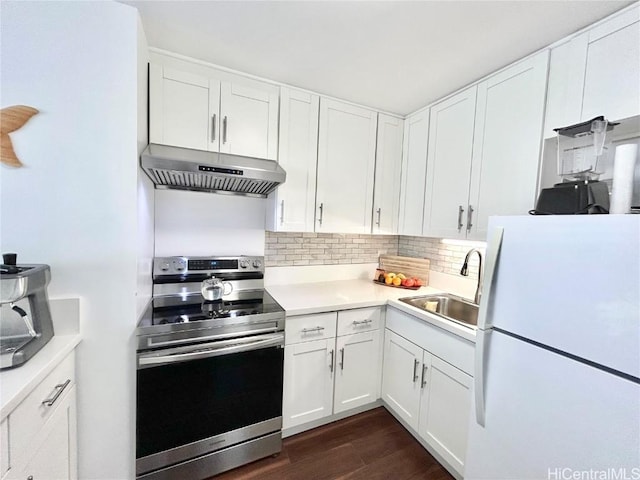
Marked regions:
[301,326,325,333]
[421,364,428,388]
[211,114,216,142]
[339,347,345,371]
[467,204,474,232]
[42,379,71,407]
[375,208,381,227]
[413,359,420,382]
[280,200,285,225]
[458,205,465,231]
[352,319,372,326]
[222,115,228,144]
[329,349,334,373]
[318,203,324,226]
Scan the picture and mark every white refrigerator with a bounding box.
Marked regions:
[465,215,640,479]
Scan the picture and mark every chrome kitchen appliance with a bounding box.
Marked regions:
[0,254,55,370]
[136,255,285,480]
[141,143,286,197]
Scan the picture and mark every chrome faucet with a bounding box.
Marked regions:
[460,249,483,305]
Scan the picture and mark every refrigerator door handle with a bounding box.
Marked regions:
[474,329,492,427]
[476,226,504,331]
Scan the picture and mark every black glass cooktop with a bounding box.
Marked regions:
[148,290,283,326]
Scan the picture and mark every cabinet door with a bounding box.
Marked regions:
[149,64,220,152]
[220,80,279,160]
[316,99,378,234]
[418,356,472,477]
[468,51,549,240]
[398,109,429,236]
[334,330,381,414]
[543,32,589,139]
[372,114,404,234]
[423,86,477,238]
[283,339,335,429]
[8,386,77,480]
[381,329,423,430]
[582,9,640,122]
[269,88,319,232]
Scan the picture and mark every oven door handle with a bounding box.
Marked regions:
[147,326,280,349]
[138,334,284,367]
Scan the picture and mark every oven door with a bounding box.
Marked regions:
[136,332,284,476]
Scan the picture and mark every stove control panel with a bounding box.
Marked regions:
[153,256,264,276]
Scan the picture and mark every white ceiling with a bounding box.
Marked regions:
[122,0,635,116]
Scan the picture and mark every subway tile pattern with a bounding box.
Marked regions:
[265,232,485,277]
[398,236,485,277]
[264,232,398,267]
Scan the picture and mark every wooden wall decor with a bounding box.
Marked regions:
[1,105,39,167]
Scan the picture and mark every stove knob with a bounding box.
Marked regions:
[253,259,262,269]
[160,262,170,272]
[239,259,249,269]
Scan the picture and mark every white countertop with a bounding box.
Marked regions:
[1,333,81,419]
[267,279,476,343]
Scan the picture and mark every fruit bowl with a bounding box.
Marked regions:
[373,279,421,290]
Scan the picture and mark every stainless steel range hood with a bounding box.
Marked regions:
[141,144,286,198]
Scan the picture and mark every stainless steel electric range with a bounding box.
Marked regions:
[136,256,285,480]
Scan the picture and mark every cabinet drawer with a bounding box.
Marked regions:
[9,352,75,463]
[337,307,382,336]
[285,312,337,345]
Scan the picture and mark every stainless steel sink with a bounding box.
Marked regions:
[399,293,479,327]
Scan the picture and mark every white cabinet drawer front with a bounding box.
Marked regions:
[9,352,75,463]
[337,307,382,336]
[285,312,337,344]
[386,307,474,375]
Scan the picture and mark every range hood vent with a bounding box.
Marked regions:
[141,144,286,198]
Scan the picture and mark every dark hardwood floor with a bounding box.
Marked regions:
[212,407,455,480]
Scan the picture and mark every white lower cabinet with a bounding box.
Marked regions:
[333,330,381,414]
[283,338,335,428]
[283,307,383,431]
[418,355,472,475]
[4,350,78,480]
[381,330,422,429]
[382,307,474,477]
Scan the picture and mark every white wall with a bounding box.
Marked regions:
[154,189,266,256]
[1,2,144,478]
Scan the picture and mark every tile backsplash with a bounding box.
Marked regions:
[265,232,398,267]
[265,232,486,278]
[398,236,485,277]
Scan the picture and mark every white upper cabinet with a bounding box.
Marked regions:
[582,8,640,122]
[149,64,220,152]
[422,86,477,239]
[372,114,404,234]
[468,51,549,239]
[219,80,279,159]
[267,88,319,232]
[544,5,640,137]
[149,53,279,160]
[398,109,429,236]
[316,98,378,234]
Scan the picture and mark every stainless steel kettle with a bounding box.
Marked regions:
[201,276,233,301]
